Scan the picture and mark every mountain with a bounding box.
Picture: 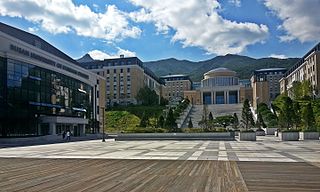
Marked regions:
[144,54,299,81]
[77,53,94,63]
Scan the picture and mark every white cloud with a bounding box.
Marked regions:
[116,47,136,57]
[27,27,38,33]
[88,50,112,60]
[88,48,136,60]
[269,54,287,59]
[128,0,268,55]
[264,0,320,42]
[229,0,241,7]
[0,0,141,41]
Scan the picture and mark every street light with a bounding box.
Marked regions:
[102,107,105,142]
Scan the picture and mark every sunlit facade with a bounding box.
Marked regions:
[184,68,252,105]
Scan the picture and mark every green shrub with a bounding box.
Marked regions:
[183,128,204,133]
[281,129,300,132]
[240,129,255,132]
[124,127,168,133]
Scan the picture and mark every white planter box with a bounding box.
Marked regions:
[256,130,265,136]
[299,132,319,140]
[239,132,256,141]
[279,132,299,141]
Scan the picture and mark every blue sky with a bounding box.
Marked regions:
[0,0,319,62]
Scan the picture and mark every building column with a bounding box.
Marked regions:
[226,91,229,104]
[49,123,56,135]
[237,90,240,103]
[211,91,214,105]
[200,91,203,104]
[213,91,216,105]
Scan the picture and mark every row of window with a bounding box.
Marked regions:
[202,77,239,87]
[84,59,143,69]
[5,59,93,118]
[96,68,131,76]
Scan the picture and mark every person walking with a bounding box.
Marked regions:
[66,130,71,141]
[62,131,66,140]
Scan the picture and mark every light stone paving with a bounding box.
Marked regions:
[0,136,319,162]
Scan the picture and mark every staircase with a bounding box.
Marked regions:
[182,104,243,128]
[181,105,204,128]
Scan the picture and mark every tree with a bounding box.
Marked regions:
[291,81,303,100]
[164,108,177,131]
[233,113,239,129]
[199,105,210,131]
[214,115,235,128]
[157,115,165,128]
[160,97,168,106]
[301,80,312,99]
[301,102,315,131]
[256,113,267,129]
[188,117,193,128]
[292,101,301,129]
[136,86,158,106]
[241,99,255,130]
[277,96,295,129]
[139,112,149,127]
[208,112,213,121]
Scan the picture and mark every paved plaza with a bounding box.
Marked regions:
[1,136,320,191]
[0,136,319,162]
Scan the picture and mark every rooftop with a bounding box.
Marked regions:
[0,22,79,66]
[255,68,287,72]
[160,74,189,78]
[204,67,237,77]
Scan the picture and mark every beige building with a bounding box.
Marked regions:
[251,68,286,110]
[280,42,320,98]
[79,56,162,106]
[160,74,192,101]
[184,68,252,105]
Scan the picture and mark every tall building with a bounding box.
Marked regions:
[159,74,192,101]
[280,42,320,97]
[184,68,252,105]
[79,56,162,106]
[251,68,286,110]
[0,22,105,137]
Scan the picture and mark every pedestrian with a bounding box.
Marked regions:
[66,130,71,141]
[62,131,66,140]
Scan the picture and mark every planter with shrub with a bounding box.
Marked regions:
[279,130,299,141]
[255,128,266,136]
[239,130,256,141]
[299,130,319,140]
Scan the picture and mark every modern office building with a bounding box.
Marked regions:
[0,22,105,137]
[159,74,192,101]
[280,42,320,98]
[251,68,286,110]
[79,56,162,106]
[184,68,252,105]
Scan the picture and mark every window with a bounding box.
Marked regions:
[127,68,130,73]
[97,90,99,98]
[120,68,123,73]
[107,69,109,74]
[114,69,116,73]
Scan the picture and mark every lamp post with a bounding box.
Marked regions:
[102,107,105,142]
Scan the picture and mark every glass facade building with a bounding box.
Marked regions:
[0,22,103,137]
[0,57,93,137]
